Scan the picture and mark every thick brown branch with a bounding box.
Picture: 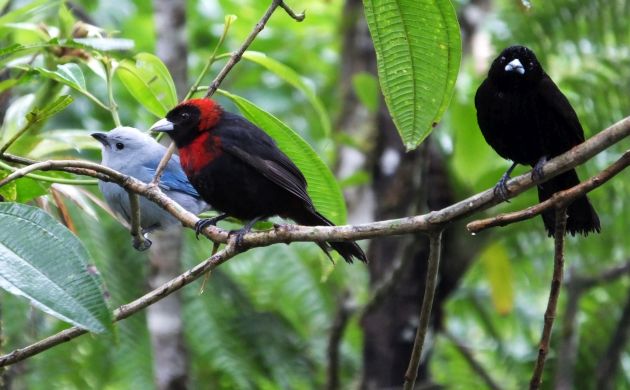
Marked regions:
[403,230,443,389]
[0,116,628,368]
[530,207,567,389]
[0,244,237,367]
[467,150,630,233]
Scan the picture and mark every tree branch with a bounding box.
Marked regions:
[403,230,443,389]
[530,207,568,390]
[151,0,305,185]
[127,190,150,250]
[0,115,628,367]
[443,330,504,390]
[467,150,630,234]
[0,243,238,367]
[595,287,630,389]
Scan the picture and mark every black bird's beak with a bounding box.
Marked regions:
[504,58,525,75]
[91,132,109,146]
[150,118,175,133]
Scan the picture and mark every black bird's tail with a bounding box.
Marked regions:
[293,209,367,263]
[537,169,600,236]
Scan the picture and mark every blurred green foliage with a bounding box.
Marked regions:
[0,0,629,389]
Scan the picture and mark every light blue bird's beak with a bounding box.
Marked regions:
[150,118,175,133]
[91,132,110,146]
[504,58,525,75]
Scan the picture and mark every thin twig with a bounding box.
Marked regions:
[443,330,504,390]
[0,243,237,367]
[571,260,630,290]
[151,0,305,185]
[325,292,354,390]
[553,274,582,390]
[595,287,630,389]
[403,230,443,389]
[467,150,630,234]
[127,191,150,250]
[530,207,568,390]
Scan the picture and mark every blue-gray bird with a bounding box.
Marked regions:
[92,127,208,250]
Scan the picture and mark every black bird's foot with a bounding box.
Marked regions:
[228,228,249,249]
[195,213,228,239]
[494,161,518,202]
[493,176,510,202]
[132,235,152,251]
[227,216,264,249]
[532,156,547,182]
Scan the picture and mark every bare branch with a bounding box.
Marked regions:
[0,243,238,367]
[127,190,150,250]
[571,261,630,290]
[403,230,443,389]
[467,150,630,234]
[325,292,354,390]
[444,330,504,390]
[151,0,304,189]
[530,207,568,390]
[595,287,630,389]
[553,275,582,390]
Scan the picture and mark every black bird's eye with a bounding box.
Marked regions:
[115,142,124,150]
[181,112,190,120]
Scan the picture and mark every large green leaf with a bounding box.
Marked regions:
[239,51,331,137]
[31,63,88,93]
[117,52,178,117]
[0,203,111,332]
[363,0,461,150]
[218,90,347,225]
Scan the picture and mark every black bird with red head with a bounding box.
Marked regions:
[152,98,367,263]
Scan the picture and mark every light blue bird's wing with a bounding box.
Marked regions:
[143,156,200,199]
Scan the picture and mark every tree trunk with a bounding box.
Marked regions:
[149,0,189,388]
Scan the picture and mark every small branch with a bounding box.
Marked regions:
[530,207,568,390]
[570,260,630,290]
[553,274,582,390]
[468,150,630,233]
[203,0,304,99]
[325,292,354,390]
[152,0,304,185]
[443,330,504,390]
[0,243,238,367]
[0,120,34,156]
[127,191,150,251]
[403,230,443,390]
[595,287,630,389]
[149,142,177,186]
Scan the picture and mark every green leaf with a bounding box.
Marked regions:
[0,0,59,27]
[0,203,112,332]
[72,38,135,52]
[363,0,462,150]
[479,241,513,315]
[351,72,380,113]
[37,95,74,121]
[219,90,347,225]
[240,51,331,137]
[117,52,178,117]
[32,63,87,93]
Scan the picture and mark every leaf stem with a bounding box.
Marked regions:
[103,58,121,127]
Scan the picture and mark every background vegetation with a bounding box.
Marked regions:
[0,0,629,389]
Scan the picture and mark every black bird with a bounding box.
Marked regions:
[475,45,600,236]
[151,98,367,263]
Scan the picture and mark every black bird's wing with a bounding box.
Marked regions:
[217,112,313,207]
[537,75,585,147]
